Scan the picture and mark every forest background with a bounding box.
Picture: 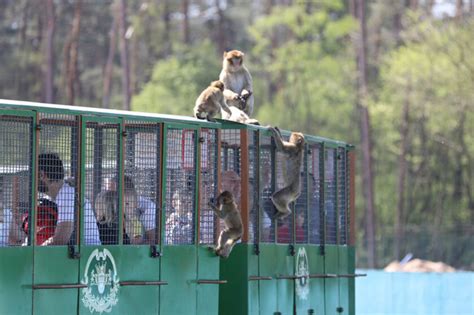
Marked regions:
[0,0,472,270]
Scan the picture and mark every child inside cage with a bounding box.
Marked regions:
[21,198,59,246]
[104,175,157,244]
[166,190,193,244]
[95,190,129,245]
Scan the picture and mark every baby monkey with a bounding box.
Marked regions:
[208,191,243,258]
[270,127,305,220]
[194,80,232,122]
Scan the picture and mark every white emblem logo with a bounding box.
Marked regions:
[81,249,120,314]
[295,247,310,300]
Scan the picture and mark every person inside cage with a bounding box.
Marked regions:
[104,175,158,244]
[221,170,241,206]
[94,190,135,245]
[20,198,59,246]
[37,152,101,246]
[277,211,306,243]
[166,190,193,244]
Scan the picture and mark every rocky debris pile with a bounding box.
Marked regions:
[384,258,456,272]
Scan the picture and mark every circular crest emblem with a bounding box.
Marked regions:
[81,249,120,314]
[295,247,310,300]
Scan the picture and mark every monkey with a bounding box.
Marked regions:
[194,80,232,122]
[219,50,254,116]
[222,105,260,125]
[269,126,305,220]
[208,190,243,258]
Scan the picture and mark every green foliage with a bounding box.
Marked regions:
[132,41,221,115]
[249,1,357,141]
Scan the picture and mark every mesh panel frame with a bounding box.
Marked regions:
[247,130,259,244]
[84,121,120,245]
[325,148,337,245]
[123,121,161,245]
[337,147,348,245]
[309,143,323,245]
[199,128,218,245]
[39,114,80,246]
[294,144,309,244]
[259,133,275,243]
[0,115,34,246]
[164,128,196,245]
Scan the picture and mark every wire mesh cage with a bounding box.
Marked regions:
[337,147,348,245]
[247,130,259,244]
[123,121,161,245]
[38,114,81,246]
[164,128,196,245]
[199,128,218,245]
[0,115,33,246]
[84,121,119,246]
[325,148,337,245]
[220,129,242,236]
[259,133,275,243]
[309,143,323,245]
[294,144,309,244]
[275,133,294,244]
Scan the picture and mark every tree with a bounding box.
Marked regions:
[118,0,131,111]
[351,0,377,268]
[43,0,55,103]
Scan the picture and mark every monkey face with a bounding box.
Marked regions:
[290,132,305,147]
[211,80,224,91]
[217,190,234,206]
[224,50,244,68]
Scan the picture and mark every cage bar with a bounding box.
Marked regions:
[199,128,218,245]
[164,128,196,245]
[325,148,337,245]
[0,115,34,246]
[123,121,161,245]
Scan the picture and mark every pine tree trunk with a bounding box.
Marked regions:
[63,0,82,105]
[352,0,377,268]
[43,0,55,103]
[215,0,226,53]
[103,2,118,109]
[395,83,410,260]
[118,0,131,111]
[182,0,190,45]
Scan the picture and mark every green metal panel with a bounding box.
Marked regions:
[33,247,80,314]
[0,247,33,314]
[219,244,256,315]
[307,246,326,315]
[324,245,339,315]
[197,246,220,315]
[338,246,349,315]
[160,245,197,315]
[348,246,356,315]
[78,246,160,315]
[219,245,248,315]
[259,244,293,315]
[294,245,324,315]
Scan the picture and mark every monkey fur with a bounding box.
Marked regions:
[222,105,260,125]
[269,127,305,220]
[208,190,243,258]
[194,80,232,122]
[219,50,255,117]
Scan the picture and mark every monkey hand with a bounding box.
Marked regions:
[241,90,252,99]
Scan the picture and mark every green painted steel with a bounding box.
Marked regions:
[159,245,197,315]
[0,101,356,315]
[295,245,325,315]
[0,247,33,314]
[219,244,255,315]
[325,245,340,315]
[33,247,80,314]
[197,246,221,315]
[339,246,350,315]
[78,246,161,315]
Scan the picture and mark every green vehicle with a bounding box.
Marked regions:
[0,99,360,315]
